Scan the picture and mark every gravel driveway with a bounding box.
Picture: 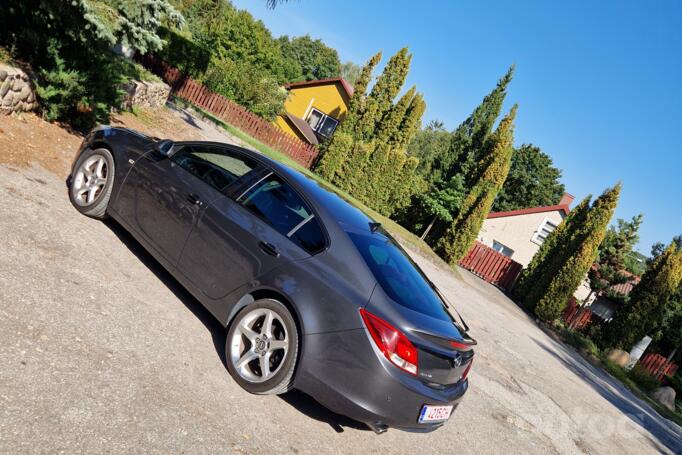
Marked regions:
[1,161,680,454]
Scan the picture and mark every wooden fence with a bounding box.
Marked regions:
[458,241,523,291]
[136,54,319,168]
[562,297,593,330]
[638,353,679,381]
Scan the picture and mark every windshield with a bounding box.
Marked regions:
[348,230,452,321]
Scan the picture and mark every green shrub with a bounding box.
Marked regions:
[156,27,211,78]
[559,328,600,357]
[201,56,286,120]
[628,365,661,393]
[601,357,631,383]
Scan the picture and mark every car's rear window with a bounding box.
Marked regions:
[348,231,450,321]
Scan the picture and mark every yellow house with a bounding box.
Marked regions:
[274,78,354,146]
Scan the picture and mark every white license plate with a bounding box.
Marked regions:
[418,404,453,423]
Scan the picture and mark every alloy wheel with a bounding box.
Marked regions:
[72,154,108,206]
[229,308,290,383]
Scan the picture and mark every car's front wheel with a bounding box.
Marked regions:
[226,299,299,395]
[68,147,115,219]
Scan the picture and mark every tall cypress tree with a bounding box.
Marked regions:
[401,66,514,242]
[435,105,518,265]
[434,66,514,186]
[357,48,412,141]
[374,86,416,146]
[392,92,425,148]
[534,184,621,321]
[600,242,682,349]
[513,195,592,309]
[316,51,381,179]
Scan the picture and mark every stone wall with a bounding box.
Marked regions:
[0,64,37,114]
[120,80,170,110]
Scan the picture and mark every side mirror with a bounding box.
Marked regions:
[154,139,174,157]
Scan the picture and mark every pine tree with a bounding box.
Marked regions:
[513,195,592,309]
[600,242,682,349]
[356,48,412,141]
[435,105,517,265]
[534,184,621,321]
[315,51,381,180]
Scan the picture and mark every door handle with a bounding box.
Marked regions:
[186,193,204,207]
[258,241,280,257]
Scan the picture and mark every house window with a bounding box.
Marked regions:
[306,108,339,137]
[532,218,559,245]
[492,240,514,257]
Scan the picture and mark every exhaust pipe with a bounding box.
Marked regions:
[366,422,389,434]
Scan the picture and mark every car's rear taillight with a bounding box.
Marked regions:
[360,309,418,375]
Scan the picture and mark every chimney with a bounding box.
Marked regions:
[559,192,574,207]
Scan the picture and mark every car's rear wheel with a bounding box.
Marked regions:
[226,299,299,395]
[69,147,115,219]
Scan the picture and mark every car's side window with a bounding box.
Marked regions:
[172,145,257,192]
[237,174,326,253]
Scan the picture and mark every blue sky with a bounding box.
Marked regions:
[233,0,681,254]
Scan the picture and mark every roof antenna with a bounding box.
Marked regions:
[369,222,381,233]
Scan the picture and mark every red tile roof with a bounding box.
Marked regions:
[487,204,571,219]
[283,77,354,99]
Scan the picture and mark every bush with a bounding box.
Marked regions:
[156,27,211,78]
[201,57,286,120]
[628,365,661,393]
[601,357,631,383]
[559,327,600,357]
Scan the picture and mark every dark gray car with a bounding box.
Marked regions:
[68,126,475,433]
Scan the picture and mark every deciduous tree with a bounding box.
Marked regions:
[492,144,565,212]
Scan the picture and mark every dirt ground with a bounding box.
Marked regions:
[1,108,681,454]
[0,105,244,178]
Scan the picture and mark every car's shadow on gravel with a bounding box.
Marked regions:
[103,219,369,434]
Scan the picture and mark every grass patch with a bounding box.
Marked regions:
[169,98,444,264]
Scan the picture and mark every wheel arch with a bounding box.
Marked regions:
[226,287,304,338]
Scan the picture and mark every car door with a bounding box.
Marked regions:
[128,143,260,265]
[179,171,327,301]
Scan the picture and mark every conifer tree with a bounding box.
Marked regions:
[600,242,682,349]
[401,66,514,242]
[435,105,517,265]
[374,86,416,145]
[434,66,514,185]
[341,51,382,135]
[357,48,412,141]
[534,184,621,321]
[315,51,381,180]
[392,92,425,148]
[513,195,592,309]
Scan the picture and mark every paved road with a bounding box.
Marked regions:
[1,164,681,454]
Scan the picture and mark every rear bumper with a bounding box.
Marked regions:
[293,329,469,432]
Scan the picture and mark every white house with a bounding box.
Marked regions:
[476,193,594,303]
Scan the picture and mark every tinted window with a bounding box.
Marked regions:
[239,174,325,253]
[289,217,325,253]
[348,231,450,321]
[173,145,256,192]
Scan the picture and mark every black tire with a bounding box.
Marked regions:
[225,299,299,395]
[68,147,115,219]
